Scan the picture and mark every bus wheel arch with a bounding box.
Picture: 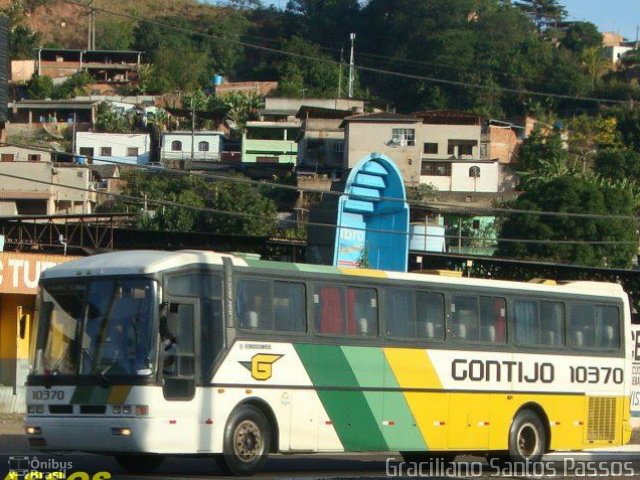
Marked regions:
[238,397,280,453]
[514,403,550,451]
[507,403,549,462]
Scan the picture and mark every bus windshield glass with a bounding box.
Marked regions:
[32,278,157,378]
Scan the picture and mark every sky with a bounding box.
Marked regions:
[261,0,640,41]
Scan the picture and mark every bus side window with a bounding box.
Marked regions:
[569,303,597,348]
[237,279,272,330]
[540,301,564,346]
[595,305,620,349]
[385,289,414,338]
[347,287,377,336]
[416,292,444,340]
[315,286,345,334]
[514,300,539,346]
[451,295,478,341]
[273,282,306,333]
[479,297,506,343]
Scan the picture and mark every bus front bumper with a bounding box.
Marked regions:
[25,416,160,454]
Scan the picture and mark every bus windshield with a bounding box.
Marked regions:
[32,278,157,378]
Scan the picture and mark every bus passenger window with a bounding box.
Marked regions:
[237,279,272,330]
[451,295,478,341]
[347,287,377,336]
[385,289,413,338]
[416,292,444,340]
[273,282,306,333]
[315,286,345,334]
[540,302,564,346]
[479,297,506,343]
[514,300,539,346]
[595,305,620,349]
[569,303,596,348]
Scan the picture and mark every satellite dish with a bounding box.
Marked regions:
[225,118,240,130]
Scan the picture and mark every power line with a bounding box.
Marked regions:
[0,169,636,247]
[60,0,631,105]
[3,140,640,222]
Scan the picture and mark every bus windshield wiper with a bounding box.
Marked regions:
[81,348,111,384]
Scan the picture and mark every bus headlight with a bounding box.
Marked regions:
[26,426,41,435]
[111,427,132,436]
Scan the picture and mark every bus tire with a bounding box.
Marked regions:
[508,409,546,463]
[114,454,164,473]
[220,404,270,476]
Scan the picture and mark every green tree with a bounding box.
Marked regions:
[517,125,570,186]
[561,21,602,53]
[204,180,278,236]
[9,25,40,60]
[594,148,640,182]
[580,46,610,89]
[276,36,344,98]
[95,102,138,133]
[120,171,277,236]
[614,106,640,151]
[514,0,567,32]
[25,74,54,99]
[496,176,637,268]
[51,71,93,99]
[96,18,134,50]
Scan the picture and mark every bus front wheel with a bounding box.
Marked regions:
[508,409,546,463]
[219,404,271,476]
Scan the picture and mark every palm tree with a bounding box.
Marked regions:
[580,47,610,89]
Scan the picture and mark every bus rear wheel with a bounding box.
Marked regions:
[219,404,271,476]
[115,454,164,474]
[508,409,546,463]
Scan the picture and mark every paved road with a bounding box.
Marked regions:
[3,450,640,479]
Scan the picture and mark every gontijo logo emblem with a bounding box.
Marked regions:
[240,354,283,380]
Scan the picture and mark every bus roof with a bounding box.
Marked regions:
[40,250,237,279]
[40,249,627,299]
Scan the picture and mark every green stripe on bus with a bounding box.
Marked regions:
[341,347,427,451]
[294,344,388,451]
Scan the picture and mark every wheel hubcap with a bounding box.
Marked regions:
[517,423,539,459]
[233,420,263,463]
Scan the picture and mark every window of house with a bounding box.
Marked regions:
[127,147,139,157]
[28,154,41,162]
[79,147,94,157]
[480,143,488,158]
[171,141,182,151]
[76,171,84,178]
[459,144,473,156]
[392,129,415,146]
[1,154,14,162]
[334,141,344,153]
[469,166,481,178]
[198,141,209,152]
[421,161,451,176]
[423,143,438,154]
[100,147,112,157]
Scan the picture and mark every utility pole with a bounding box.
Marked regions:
[87,0,96,50]
[348,33,356,99]
[337,47,344,102]
[191,96,196,163]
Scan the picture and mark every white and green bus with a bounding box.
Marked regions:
[25,250,632,475]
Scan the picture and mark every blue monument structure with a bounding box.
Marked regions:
[307,153,410,272]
